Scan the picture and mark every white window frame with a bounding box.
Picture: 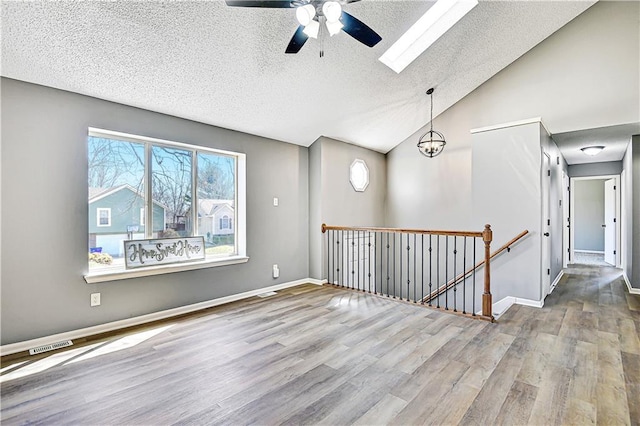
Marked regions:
[85,128,248,283]
[97,208,111,227]
[140,207,145,226]
[350,159,369,192]
[220,214,230,230]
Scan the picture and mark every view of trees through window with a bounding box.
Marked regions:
[88,133,236,272]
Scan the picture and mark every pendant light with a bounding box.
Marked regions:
[417,88,446,158]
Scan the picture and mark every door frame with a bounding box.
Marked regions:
[541,151,551,298]
[568,174,621,267]
[562,171,570,268]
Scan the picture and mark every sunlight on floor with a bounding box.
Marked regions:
[0,324,174,384]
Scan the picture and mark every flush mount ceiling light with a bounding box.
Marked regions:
[417,88,446,158]
[580,146,605,156]
[379,0,479,73]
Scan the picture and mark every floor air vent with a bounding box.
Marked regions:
[257,291,277,298]
[29,340,73,355]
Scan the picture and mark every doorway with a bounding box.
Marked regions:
[569,175,620,267]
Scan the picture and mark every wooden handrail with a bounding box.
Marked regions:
[423,229,529,303]
[322,223,497,320]
[322,224,483,238]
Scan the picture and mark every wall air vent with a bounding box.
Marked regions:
[29,340,73,355]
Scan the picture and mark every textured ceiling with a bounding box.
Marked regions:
[553,122,640,166]
[2,1,597,153]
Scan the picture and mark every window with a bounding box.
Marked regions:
[97,208,111,227]
[87,128,246,279]
[350,159,369,192]
[220,215,231,230]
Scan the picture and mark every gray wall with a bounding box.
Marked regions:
[308,140,323,279]
[568,161,622,178]
[573,180,605,251]
[471,123,543,302]
[621,136,639,289]
[387,1,636,227]
[308,137,386,280]
[1,78,310,345]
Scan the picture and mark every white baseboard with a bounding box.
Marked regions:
[623,273,640,295]
[574,250,604,254]
[549,270,565,294]
[490,295,544,317]
[0,278,323,357]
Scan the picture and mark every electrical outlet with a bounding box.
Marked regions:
[272,264,279,278]
[273,197,279,207]
[90,293,101,307]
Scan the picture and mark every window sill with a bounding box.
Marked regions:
[84,256,249,284]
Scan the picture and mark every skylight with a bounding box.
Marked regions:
[378,0,479,74]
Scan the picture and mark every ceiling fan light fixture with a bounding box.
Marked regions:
[322,1,342,22]
[303,19,320,39]
[296,4,316,26]
[379,0,478,73]
[326,20,344,36]
[581,146,605,156]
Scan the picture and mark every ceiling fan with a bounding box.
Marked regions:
[224,0,382,54]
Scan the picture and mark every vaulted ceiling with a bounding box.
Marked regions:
[1,0,628,154]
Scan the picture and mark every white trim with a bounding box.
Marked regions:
[623,273,640,295]
[139,207,145,227]
[470,117,550,136]
[515,297,545,308]
[569,175,621,267]
[89,127,242,158]
[307,278,328,285]
[84,256,250,283]
[549,270,565,294]
[1,278,322,356]
[486,295,545,318]
[574,249,605,254]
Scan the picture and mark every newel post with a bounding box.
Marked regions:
[482,224,493,319]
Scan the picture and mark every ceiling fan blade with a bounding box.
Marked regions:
[340,11,382,48]
[285,25,309,54]
[225,0,293,8]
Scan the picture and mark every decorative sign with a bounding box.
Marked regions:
[124,236,206,269]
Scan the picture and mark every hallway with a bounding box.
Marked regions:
[496,264,640,424]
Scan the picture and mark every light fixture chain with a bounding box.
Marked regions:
[429,91,433,133]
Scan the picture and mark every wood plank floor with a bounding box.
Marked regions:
[1,265,639,425]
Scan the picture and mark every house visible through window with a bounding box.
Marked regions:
[88,128,244,273]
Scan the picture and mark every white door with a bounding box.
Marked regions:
[541,153,551,298]
[604,179,616,265]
